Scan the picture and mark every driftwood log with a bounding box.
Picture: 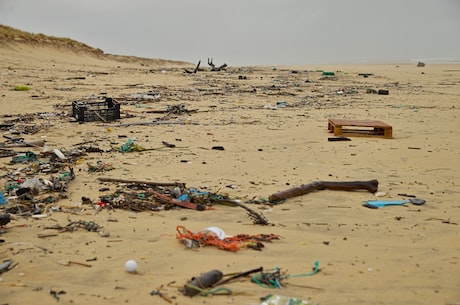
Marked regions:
[184,58,227,73]
[184,60,201,74]
[269,180,378,203]
[208,58,227,71]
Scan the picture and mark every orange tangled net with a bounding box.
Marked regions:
[176,225,280,252]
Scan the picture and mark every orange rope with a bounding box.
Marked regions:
[176,225,279,252]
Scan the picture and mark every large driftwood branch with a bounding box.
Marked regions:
[184,60,201,74]
[208,58,227,71]
[269,180,378,202]
[207,57,215,68]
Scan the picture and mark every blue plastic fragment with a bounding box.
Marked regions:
[0,192,8,205]
[364,200,407,208]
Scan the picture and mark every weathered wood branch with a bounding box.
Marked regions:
[208,58,227,71]
[269,180,378,202]
[184,60,201,74]
[207,57,215,68]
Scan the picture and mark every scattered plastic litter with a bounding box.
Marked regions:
[0,259,14,274]
[119,138,146,152]
[363,198,426,208]
[11,151,37,164]
[0,62,437,305]
[252,261,319,289]
[259,294,310,305]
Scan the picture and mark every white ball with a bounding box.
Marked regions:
[125,260,138,273]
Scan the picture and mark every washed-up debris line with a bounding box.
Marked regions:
[1,168,75,215]
[1,132,271,221]
[252,261,320,288]
[150,104,196,122]
[0,143,86,216]
[126,91,161,103]
[0,112,66,138]
[176,262,319,298]
[96,178,270,224]
[45,219,101,233]
[1,145,269,223]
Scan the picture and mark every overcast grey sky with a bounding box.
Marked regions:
[1,0,459,65]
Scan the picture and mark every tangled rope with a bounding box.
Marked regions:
[252,261,320,288]
[176,225,280,252]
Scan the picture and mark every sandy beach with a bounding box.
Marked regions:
[1,27,459,305]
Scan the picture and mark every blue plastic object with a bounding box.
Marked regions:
[364,198,425,208]
[0,192,8,205]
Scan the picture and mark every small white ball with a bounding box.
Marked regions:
[125,260,138,273]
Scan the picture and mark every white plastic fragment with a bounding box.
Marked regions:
[53,149,66,160]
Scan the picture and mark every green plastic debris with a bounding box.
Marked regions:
[259,294,309,305]
[119,138,146,153]
[14,85,30,91]
[11,151,37,164]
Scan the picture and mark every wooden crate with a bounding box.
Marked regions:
[328,118,392,139]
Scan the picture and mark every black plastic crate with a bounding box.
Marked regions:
[72,98,120,122]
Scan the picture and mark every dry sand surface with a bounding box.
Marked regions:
[1,33,460,305]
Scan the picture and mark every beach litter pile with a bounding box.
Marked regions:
[1,36,449,304]
[0,104,429,302]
